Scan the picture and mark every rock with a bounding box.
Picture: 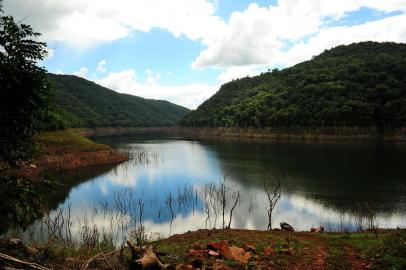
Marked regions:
[229,246,252,263]
[208,250,220,256]
[207,240,232,259]
[186,250,205,268]
[207,240,252,263]
[263,246,274,256]
[310,225,325,233]
[207,240,229,252]
[243,244,256,253]
[280,222,295,231]
[191,242,206,250]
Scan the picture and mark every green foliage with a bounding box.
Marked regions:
[367,230,406,269]
[48,74,190,128]
[0,176,44,231]
[181,42,406,132]
[35,130,109,154]
[0,6,51,166]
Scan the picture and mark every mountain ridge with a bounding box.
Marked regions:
[48,74,190,128]
[181,41,406,131]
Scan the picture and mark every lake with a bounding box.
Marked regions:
[14,134,406,244]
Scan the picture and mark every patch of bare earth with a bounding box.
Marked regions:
[344,247,371,270]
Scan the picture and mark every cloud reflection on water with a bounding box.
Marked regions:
[15,137,406,243]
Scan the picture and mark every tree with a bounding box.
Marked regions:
[0,2,51,166]
[263,173,281,230]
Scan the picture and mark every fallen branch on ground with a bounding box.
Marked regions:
[126,240,172,270]
[80,247,124,270]
[0,252,50,270]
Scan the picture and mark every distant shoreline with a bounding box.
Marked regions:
[77,126,406,142]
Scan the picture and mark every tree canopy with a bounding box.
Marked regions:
[0,3,51,166]
[48,74,190,128]
[181,42,406,132]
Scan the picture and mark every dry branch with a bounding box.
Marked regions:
[0,252,50,270]
[126,240,171,270]
[80,247,124,270]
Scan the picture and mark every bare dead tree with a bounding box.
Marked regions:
[219,174,229,229]
[166,192,175,232]
[263,174,281,230]
[227,191,240,229]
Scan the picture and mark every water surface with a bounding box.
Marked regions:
[19,135,406,243]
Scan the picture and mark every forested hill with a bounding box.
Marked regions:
[181,42,406,131]
[48,74,190,127]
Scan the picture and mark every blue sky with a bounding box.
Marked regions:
[4,0,406,108]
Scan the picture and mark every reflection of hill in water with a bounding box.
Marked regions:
[39,164,118,211]
[0,164,117,234]
[206,140,406,214]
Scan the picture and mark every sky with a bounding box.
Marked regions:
[3,0,406,109]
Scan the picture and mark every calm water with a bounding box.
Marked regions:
[16,135,406,243]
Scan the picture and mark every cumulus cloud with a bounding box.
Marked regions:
[43,48,54,61]
[275,14,406,67]
[96,69,218,109]
[145,69,160,86]
[3,0,225,47]
[96,60,107,73]
[193,0,406,69]
[4,0,406,96]
[217,65,266,84]
[73,67,88,78]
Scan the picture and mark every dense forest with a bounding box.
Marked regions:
[48,74,190,128]
[181,42,406,132]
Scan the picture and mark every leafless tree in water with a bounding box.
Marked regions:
[227,191,240,229]
[263,173,281,230]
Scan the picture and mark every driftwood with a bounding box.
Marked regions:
[126,240,172,270]
[80,247,124,270]
[0,252,50,270]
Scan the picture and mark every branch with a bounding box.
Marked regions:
[80,247,124,270]
[0,252,50,270]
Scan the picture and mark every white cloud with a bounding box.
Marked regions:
[193,0,406,68]
[3,0,225,47]
[145,69,160,86]
[73,67,88,78]
[96,69,218,109]
[275,13,406,67]
[43,48,54,61]
[217,65,265,84]
[96,60,107,73]
[4,0,406,103]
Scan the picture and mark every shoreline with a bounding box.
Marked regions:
[2,130,128,178]
[1,228,404,269]
[76,126,406,142]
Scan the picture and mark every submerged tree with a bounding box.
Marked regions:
[0,1,51,166]
[263,173,282,230]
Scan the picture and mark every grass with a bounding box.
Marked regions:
[35,129,109,154]
[153,229,406,269]
[154,229,322,269]
[1,229,405,269]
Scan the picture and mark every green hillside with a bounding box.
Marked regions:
[48,74,190,127]
[181,42,406,131]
